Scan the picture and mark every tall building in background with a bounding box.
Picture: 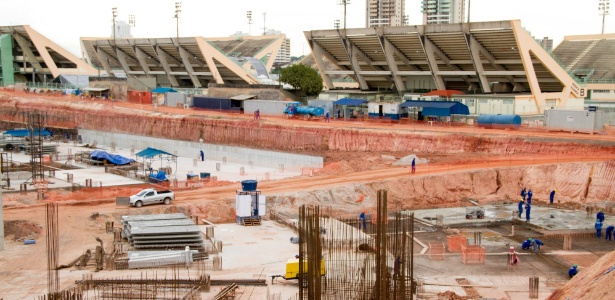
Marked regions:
[366,0,406,27]
[110,20,132,38]
[265,29,291,65]
[536,37,554,52]
[421,0,465,24]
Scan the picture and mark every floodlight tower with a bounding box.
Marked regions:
[129,15,136,27]
[599,0,611,34]
[247,11,253,35]
[112,7,118,43]
[337,0,350,32]
[174,2,182,40]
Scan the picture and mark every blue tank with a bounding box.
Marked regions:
[295,106,324,117]
[283,102,324,117]
[477,114,522,129]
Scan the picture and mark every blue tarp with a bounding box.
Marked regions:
[334,98,368,106]
[3,129,52,137]
[151,87,177,93]
[90,150,135,165]
[135,147,177,159]
[400,100,469,116]
[150,171,167,181]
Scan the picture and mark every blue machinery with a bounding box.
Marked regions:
[283,102,325,120]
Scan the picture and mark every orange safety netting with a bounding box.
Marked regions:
[447,235,467,253]
[429,241,446,260]
[461,245,485,264]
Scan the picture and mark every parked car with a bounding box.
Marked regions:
[129,188,175,208]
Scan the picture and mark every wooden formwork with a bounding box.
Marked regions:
[447,235,467,253]
[428,241,445,260]
[461,245,485,264]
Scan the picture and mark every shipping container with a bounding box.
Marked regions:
[165,93,188,107]
[193,96,243,112]
[244,100,293,116]
[308,99,336,116]
[544,109,604,134]
[127,91,152,104]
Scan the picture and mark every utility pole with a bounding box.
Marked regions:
[175,2,182,41]
[599,0,610,34]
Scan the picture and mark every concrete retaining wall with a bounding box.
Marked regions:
[78,129,323,169]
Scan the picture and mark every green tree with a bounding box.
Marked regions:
[279,64,323,96]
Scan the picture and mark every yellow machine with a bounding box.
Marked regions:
[271,259,326,284]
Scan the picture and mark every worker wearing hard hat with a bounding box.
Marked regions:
[568,264,578,278]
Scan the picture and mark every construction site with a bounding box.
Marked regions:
[0,87,614,300]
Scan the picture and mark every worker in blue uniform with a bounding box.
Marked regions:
[522,238,533,250]
[411,158,416,174]
[527,189,533,205]
[605,225,614,241]
[518,199,524,218]
[200,150,204,161]
[532,239,544,253]
[597,209,605,222]
[520,187,527,201]
[360,211,366,231]
[595,220,603,238]
[525,203,531,221]
[549,189,556,205]
[568,264,578,278]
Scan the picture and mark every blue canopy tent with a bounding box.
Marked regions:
[400,100,469,121]
[151,87,177,94]
[333,98,368,119]
[3,128,52,138]
[135,147,178,179]
[90,150,135,165]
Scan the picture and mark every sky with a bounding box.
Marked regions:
[0,0,612,58]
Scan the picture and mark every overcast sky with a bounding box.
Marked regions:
[1,0,612,57]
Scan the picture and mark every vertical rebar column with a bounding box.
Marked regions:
[46,202,59,294]
[563,235,572,250]
[28,113,46,184]
[529,276,539,298]
[298,205,322,300]
[374,189,388,299]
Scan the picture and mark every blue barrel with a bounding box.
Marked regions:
[200,172,211,179]
[24,239,36,245]
[241,180,258,191]
[477,114,521,129]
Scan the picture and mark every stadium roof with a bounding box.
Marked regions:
[0,25,97,82]
[305,20,585,112]
[80,35,286,88]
